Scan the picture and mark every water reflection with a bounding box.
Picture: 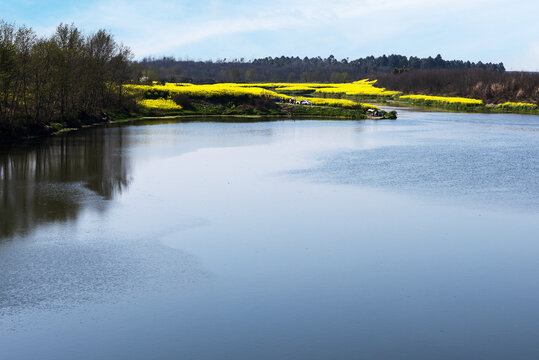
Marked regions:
[0,126,210,317]
[0,128,132,240]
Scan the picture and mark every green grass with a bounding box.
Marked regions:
[133,100,371,119]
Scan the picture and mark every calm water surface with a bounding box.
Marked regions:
[1,110,538,360]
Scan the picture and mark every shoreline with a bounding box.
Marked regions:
[3,101,538,146]
[0,111,382,146]
[391,101,539,115]
[324,96,539,115]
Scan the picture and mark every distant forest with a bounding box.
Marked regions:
[135,54,505,83]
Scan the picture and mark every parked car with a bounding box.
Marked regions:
[299,100,312,105]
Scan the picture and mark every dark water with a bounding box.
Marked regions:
[1,111,538,360]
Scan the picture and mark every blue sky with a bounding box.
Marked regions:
[1,0,538,71]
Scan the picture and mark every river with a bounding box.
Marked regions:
[1,109,538,359]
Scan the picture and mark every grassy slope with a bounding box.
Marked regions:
[131,102,370,120]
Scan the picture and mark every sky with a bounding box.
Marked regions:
[1,0,538,71]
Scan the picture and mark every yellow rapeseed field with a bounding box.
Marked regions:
[138,98,182,110]
[125,79,398,100]
[129,82,536,114]
[399,94,483,105]
[237,80,398,98]
[496,102,538,110]
[125,81,381,110]
[273,85,317,92]
[314,80,401,97]
[237,83,338,89]
[125,83,280,98]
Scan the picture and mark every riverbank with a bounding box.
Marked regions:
[393,97,539,115]
[108,104,399,128]
[267,80,539,115]
[316,94,539,115]
[344,98,539,115]
[0,104,396,145]
[132,102,393,119]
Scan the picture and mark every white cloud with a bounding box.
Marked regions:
[70,0,474,53]
[22,0,539,70]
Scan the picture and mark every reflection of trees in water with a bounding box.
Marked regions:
[0,128,132,240]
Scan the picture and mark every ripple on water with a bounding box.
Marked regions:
[291,142,539,211]
[0,233,209,317]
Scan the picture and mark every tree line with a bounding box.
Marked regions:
[135,54,505,84]
[375,69,539,104]
[0,21,133,139]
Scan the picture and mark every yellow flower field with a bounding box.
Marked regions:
[237,83,337,89]
[126,82,537,114]
[125,79,399,100]
[138,98,182,110]
[314,80,401,97]
[125,81,381,110]
[273,85,317,92]
[399,94,483,105]
[235,80,400,97]
[496,102,538,110]
[125,83,280,98]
